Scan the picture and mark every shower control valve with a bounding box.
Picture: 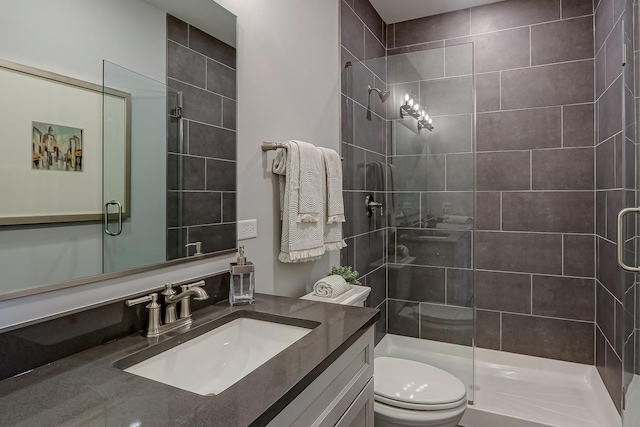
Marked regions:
[365,194,383,217]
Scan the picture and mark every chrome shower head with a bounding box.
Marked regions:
[368,85,390,103]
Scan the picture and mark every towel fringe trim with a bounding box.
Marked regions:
[324,240,346,251]
[278,246,326,263]
[327,215,346,224]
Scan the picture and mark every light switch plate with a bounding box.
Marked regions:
[238,219,258,240]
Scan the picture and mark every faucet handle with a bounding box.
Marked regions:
[126,293,159,308]
[125,293,161,337]
[162,283,176,296]
[180,280,205,292]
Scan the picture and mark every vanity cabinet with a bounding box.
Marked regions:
[267,326,375,427]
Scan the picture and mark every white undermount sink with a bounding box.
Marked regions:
[122,317,312,395]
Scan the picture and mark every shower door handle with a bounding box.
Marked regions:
[617,207,640,272]
[104,200,123,236]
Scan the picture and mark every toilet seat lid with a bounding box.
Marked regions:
[374,357,466,410]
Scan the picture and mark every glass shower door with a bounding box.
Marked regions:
[621,0,638,424]
[386,43,476,403]
[102,61,178,273]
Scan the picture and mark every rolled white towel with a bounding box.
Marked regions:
[313,275,351,298]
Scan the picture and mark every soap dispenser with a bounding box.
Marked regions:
[229,246,255,306]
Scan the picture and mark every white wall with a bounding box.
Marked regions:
[216,0,341,296]
[0,0,166,85]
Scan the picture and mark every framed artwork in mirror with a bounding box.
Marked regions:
[32,122,84,172]
[0,59,131,226]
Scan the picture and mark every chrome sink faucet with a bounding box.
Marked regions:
[126,280,209,337]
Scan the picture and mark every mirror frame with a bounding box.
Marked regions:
[0,247,237,302]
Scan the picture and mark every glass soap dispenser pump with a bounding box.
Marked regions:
[229,246,255,306]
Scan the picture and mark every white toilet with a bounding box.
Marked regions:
[373,357,467,426]
[301,285,468,426]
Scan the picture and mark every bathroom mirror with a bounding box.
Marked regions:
[0,0,237,299]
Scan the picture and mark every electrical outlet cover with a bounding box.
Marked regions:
[238,219,258,240]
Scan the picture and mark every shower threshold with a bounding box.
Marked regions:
[375,335,620,427]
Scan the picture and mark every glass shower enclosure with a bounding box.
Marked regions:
[342,42,476,403]
[102,61,181,273]
[621,0,639,424]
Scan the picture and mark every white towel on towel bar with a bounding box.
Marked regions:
[273,141,325,263]
[319,147,346,252]
[318,147,345,224]
[296,140,323,223]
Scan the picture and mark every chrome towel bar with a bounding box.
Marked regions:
[261,141,343,160]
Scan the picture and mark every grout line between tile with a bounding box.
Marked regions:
[394,15,593,52]
[444,268,448,304]
[561,105,564,148]
[500,192,503,230]
[220,193,224,221]
[560,0,563,20]
[530,275,534,314]
[418,301,422,338]
[499,71,502,110]
[476,267,593,280]
[499,312,503,351]
[204,157,207,190]
[168,76,236,102]
[561,233,565,275]
[443,44,447,77]
[169,152,236,163]
[477,101,593,114]
[529,150,533,191]
[529,25,532,67]
[474,307,595,324]
[168,220,235,230]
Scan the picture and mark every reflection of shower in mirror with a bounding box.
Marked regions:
[367,84,390,103]
[400,92,433,132]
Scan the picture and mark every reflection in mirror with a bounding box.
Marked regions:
[102,61,172,273]
[164,14,238,261]
[0,0,237,299]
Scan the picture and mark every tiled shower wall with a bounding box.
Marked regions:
[166,15,237,260]
[340,0,388,345]
[386,44,475,346]
[594,0,635,413]
[387,0,597,364]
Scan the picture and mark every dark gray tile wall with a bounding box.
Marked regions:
[340,0,388,345]
[390,0,596,365]
[594,0,630,413]
[166,15,237,259]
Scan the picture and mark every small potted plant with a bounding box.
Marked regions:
[328,265,361,286]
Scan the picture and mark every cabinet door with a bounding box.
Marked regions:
[335,378,374,427]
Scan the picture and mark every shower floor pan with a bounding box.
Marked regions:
[375,335,620,427]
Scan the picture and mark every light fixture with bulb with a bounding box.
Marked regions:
[400,92,434,131]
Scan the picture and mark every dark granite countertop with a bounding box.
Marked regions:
[0,294,379,427]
